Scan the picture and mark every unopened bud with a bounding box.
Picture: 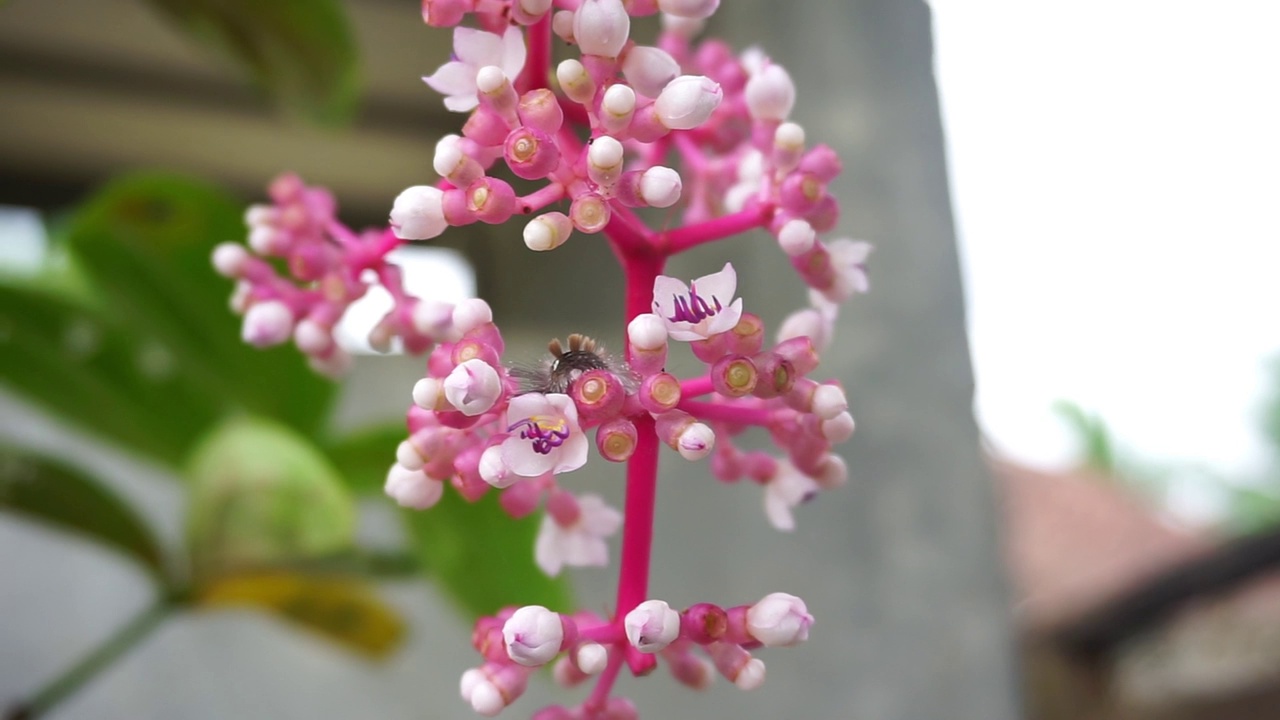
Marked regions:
[385,463,444,509]
[575,0,631,58]
[745,63,796,121]
[503,605,566,667]
[524,212,573,251]
[241,300,293,347]
[621,45,681,98]
[390,185,447,240]
[624,599,680,653]
[746,592,813,647]
[654,75,722,130]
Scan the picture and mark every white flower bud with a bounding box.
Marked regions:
[412,377,444,411]
[677,422,715,461]
[654,75,722,130]
[812,384,848,420]
[556,59,595,104]
[821,412,856,445]
[241,300,293,347]
[587,135,625,187]
[293,318,332,355]
[601,84,636,134]
[815,453,849,489]
[475,65,507,94]
[433,134,464,178]
[467,680,505,717]
[574,0,630,58]
[775,121,805,152]
[390,185,447,240]
[523,212,573,251]
[395,439,425,470]
[411,299,454,338]
[451,298,493,336]
[621,45,681,98]
[746,592,813,647]
[624,599,680,653]
[479,444,517,488]
[443,358,503,416]
[211,242,249,277]
[243,203,277,228]
[575,642,608,674]
[776,218,815,256]
[658,0,719,19]
[552,9,576,43]
[627,313,669,351]
[745,63,796,121]
[734,658,766,690]
[660,12,705,38]
[503,605,565,667]
[777,308,824,346]
[519,0,553,17]
[247,225,285,255]
[639,166,682,208]
[384,463,444,509]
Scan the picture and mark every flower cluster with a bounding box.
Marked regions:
[215,0,871,717]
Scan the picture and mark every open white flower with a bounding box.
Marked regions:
[535,494,622,576]
[652,262,743,341]
[424,26,526,112]
[763,460,820,531]
[501,393,588,477]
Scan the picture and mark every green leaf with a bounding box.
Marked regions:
[402,493,572,618]
[0,283,223,466]
[0,446,166,579]
[144,0,359,124]
[186,416,355,580]
[1052,400,1117,474]
[198,572,405,658]
[63,173,334,438]
[325,423,404,495]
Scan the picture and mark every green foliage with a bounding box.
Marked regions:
[324,423,404,496]
[0,446,166,580]
[185,416,356,579]
[144,0,360,124]
[403,492,573,618]
[1052,400,1117,474]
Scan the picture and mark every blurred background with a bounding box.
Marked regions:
[1,1,1277,719]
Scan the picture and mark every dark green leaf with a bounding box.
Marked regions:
[186,416,355,580]
[198,572,405,658]
[0,446,166,578]
[0,283,222,466]
[402,492,572,618]
[145,0,359,124]
[325,423,404,495]
[64,173,334,438]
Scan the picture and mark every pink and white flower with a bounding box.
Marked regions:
[535,494,622,576]
[652,262,743,341]
[762,460,821,531]
[823,239,873,302]
[424,26,527,113]
[502,393,588,477]
[746,592,813,647]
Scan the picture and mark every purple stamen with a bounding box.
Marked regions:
[666,283,721,325]
[508,417,571,455]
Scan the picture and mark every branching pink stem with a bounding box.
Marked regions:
[517,183,566,214]
[679,375,714,398]
[658,202,775,255]
[678,400,775,426]
[521,15,552,92]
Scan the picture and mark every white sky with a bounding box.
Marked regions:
[931,2,1280,479]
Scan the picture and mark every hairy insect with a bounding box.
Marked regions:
[511,333,637,395]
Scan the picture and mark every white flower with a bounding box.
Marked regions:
[503,605,564,666]
[502,393,589,477]
[746,592,813,647]
[384,463,444,510]
[535,494,622,576]
[763,460,820,531]
[824,239,873,302]
[623,599,681,653]
[424,26,526,112]
[652,262,743,341]
[443,358,503,416]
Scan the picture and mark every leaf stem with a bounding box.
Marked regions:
[8,595,174,720]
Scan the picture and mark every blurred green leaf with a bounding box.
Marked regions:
[0,283,222,466]
[198,572,404,658]
[64,173,334,438]
[145,0,359,124]
[325,423,404,495]
[1053,400,1117,474]
[402,493,572,618]
[186,416,355,579]
[0,447,166,579]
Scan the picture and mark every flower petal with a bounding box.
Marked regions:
[706,297,743,336]
[424,61,477,98]
[535,515,566,576]
[453,26,505,67]
[578,495,623,536]
[503,435,558,477]
[691,262,737,306]
[499,26,528,81]
[651,275,691,319]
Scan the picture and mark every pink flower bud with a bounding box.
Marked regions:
[681,602,728,644]
[570,193,611,233]
[779,173,824,215]
[524,212,573,251]
[596,418,638,462]
[518,88,565,133]
[726,312,764,356]
[499,478,541,517]
[443,358,503,416]
[750,352,796,399]
[639,372,681,414]
[799,143,843,182]
[707,642,765,690]
[451,337,501,369]
[293,318,332,355]
[602,697,639,720]
[211,242,249,277]
[460,664,529,717]
[463,108,511,146]
[467,177,517,224]
[571,369,626,421]
[621,45,681,97]
[241,300,294,347]
[745,63,796,121]
[434,134,484,187]
[668,651,715,689]
[689,331,730,363]
[821,412,855,445]
[776,218,816,256]
[384,463,444,509]
[587,135,625,188]
[624,599,680,652]
[422,0,466,27]
[658,0,719,19]
[654,75,722,130]
[574,0,631,58]
[390,185,447,240]
[746,592,813,647]
[556,59,595,104]
[503,605,566,667]
[711,354,758,398]
[505,127,560,180]
[774,336,819,375]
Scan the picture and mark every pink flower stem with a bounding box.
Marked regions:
[672,131,707,174]
[586,651,626,712]
[677,400,774,426]
[517,182,566,214]
[521,15,552,93]
[657,202,775,256]
[679,375,714,398]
